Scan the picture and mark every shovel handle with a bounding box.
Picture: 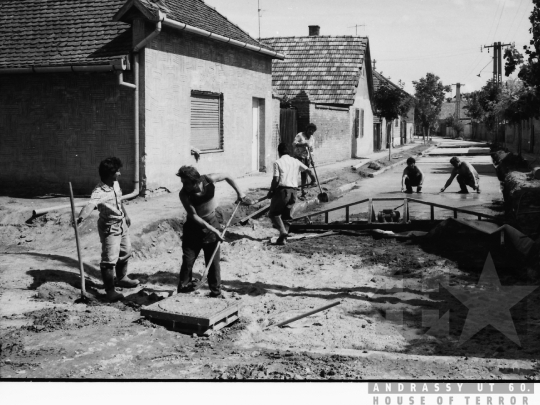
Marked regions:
[69,182,86,296]
[307,149,324,195]
[198,200,242,283]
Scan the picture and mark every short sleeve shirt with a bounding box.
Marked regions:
[293,132,315,158]
[453,161,479,181]
[273,155,308,189]
[90,181,125,225]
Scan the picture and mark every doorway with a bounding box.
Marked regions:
[252,98,266,172]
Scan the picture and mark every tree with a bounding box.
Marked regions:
[372,81,413,159]
[444,114,465,138]
[502,0,540,120]
[412,73,451,142]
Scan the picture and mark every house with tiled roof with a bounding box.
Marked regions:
[437,96,472,138]
[0,0,284,194]
[372,70,415,150]
[261,26,375,163]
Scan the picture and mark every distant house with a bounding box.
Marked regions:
[261,26,375,164]
[0,0,283,195]
[372,70,415,151]
[437,96,472,138]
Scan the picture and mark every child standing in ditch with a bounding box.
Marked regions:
[76,157,139,301]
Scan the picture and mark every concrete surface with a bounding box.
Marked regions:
[305,138,501,222]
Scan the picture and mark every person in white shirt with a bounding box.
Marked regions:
[267,143,310,245]
[440,156,481,194]
[293,123,318,197]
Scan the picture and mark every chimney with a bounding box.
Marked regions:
[309,25,320,36]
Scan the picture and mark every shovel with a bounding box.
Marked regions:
[68,182,90,303]
[307,148,329,203]
[194,200,242,290]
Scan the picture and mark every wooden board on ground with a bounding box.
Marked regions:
[141,294,240,336]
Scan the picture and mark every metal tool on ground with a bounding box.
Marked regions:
[68,182,90,303]
[195,200,242,290]
[265,300,341,330]
[238,196,270,224]
[307,148,329,203]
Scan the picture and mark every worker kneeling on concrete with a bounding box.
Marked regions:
[176,166,249,297]
[401,157,424,193]
[76,157,139,302]
[440,156,481,194]
[268,143,310,245]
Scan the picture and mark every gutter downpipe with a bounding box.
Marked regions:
[32,16,164,217]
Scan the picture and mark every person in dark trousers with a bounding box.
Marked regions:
[401,157,424,193]
[293,123,318,198]
[176,166,249,297]
[76,157,139,302]
[268,143,309,245]
[440,156,480,194]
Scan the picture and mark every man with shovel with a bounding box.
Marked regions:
[75,157,139,302]
[176,166,250,297]
[268,143,310,245]
[293,123,318,198]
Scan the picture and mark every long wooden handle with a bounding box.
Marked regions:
[69,182,86,296]
[270,300,341,329]
[307,149,324,194]
[199,201,242,282]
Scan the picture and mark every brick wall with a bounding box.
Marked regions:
[309,105,351,165]
[141,28,275,192]
[0,73,134,194]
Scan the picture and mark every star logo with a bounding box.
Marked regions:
[446,253,537,346]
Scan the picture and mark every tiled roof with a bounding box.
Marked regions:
[155,0,274,51]
[0,0,132,68]
[260,35,369,105]
[439,100,470,120]
[0,0,274,69]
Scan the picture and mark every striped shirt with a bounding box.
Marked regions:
[89,181,125,225]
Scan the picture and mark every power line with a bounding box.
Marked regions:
[504,0,525,41]
[378,49,478,62]
[492,0,507,42]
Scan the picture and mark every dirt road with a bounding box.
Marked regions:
[1,139,539,380]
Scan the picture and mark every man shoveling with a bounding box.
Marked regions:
[176,166,251,298]
[440,156,481,194]
[268,143,310,245]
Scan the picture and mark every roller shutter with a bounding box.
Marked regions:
[190,93,223,151]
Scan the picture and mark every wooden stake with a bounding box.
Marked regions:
[69,182,86,297]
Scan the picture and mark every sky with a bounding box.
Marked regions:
[204,0,535,97]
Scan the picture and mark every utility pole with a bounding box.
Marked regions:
[483,41,511,143]
[372,59,377,71]
[348,24,366,35]
[451,83,465,120]
[258,0,262,40]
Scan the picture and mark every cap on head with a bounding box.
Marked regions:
[450,157,460,165]
[406,157,416,165]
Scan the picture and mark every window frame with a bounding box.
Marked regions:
[190,90,224,153]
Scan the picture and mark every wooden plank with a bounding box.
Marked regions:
[293,199,369,221]
[345,206,349,223]
[368,198,373,224]
[325,212,329,223]
[290,221,442,232]
[431,205,435,221]
[239,203,270,224]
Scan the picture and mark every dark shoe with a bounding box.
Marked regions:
[457,190,469,194]
[276,234,288,245]
[101,264,124,302]
[416,187,422,193]
[405,188,413,194]
[208,291,225,298]
[309,180,317,187]
[117,276,139,288]
[177,279,200,293]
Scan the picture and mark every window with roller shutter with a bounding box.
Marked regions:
[190,91,223,152]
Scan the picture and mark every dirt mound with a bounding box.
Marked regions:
[36,282,82,304]
[25,307,115,333]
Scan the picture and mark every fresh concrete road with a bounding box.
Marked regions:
[311,138,502,222]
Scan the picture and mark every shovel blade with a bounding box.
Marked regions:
[318,192,329,203]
